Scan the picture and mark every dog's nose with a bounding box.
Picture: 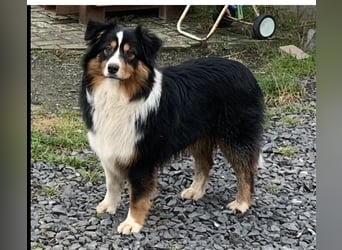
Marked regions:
[108,64,119,74]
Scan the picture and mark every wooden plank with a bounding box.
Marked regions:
[79,5,105,24]
[77,5,184,24]
[159,6,184,19]
[55,6,79,15]
[43,5,78,15]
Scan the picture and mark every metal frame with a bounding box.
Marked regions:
[177,5,228,41]
[177,5,261,41]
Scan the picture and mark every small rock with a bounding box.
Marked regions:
[304,29,316,51]
[70,243,81,250]
[284,222,299,231]
[270,224,280,232]
[279,45,310,60]
[52,205,67,215]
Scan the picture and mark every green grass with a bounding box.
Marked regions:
[277,146,297,157]
[265,104,315,124]
[218,35,316,107]
[31,111,89,165]
[32,242,44,249]
[92,211,103,219]
[79,168,103,183]
[255,50,316,106]
[40,185,60,198]
[280,116,301,127]
[265,107,278,119]
[282,104,315,114]
[264,184,279,194]
[31,110,101,183]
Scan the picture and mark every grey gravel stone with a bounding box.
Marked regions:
[52,205,67,215]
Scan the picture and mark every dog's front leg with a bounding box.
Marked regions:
[96,160,125,214]
[118,167,157,234]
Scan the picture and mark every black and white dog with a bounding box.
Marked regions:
[80,20,264,234]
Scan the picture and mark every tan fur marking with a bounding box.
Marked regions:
[123,43,130,53]
[87,57,106,90]
[235,170,252,205]
[181,139,214,200]
[119,61,150,99]
[219,141,258,211]
[129,174,157,225]
[130,197,152,225]
[111,41,117,49]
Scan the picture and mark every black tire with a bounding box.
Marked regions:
[253,14,276,39]
[212,6,236,28]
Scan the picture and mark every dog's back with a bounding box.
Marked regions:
[136,57,264,166]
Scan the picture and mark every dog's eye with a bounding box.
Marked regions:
[127,51,136,60]
[104,46,113,56]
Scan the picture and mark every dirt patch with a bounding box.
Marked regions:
[31,114,63,135]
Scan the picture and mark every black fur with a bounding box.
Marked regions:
[137,57,264,166]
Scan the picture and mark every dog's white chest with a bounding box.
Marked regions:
[87,71,162,165]
[87,80,138,164]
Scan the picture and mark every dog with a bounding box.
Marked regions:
[80,20,264,235]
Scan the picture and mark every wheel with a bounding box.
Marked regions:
[212,5,236,28]
[253,14,276,39]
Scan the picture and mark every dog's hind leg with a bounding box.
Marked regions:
[181,138,214,200]
[219,142,259,214]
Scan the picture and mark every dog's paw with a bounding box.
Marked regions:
[96,199,117,214]
[227,200,250,214]
[117,218,143,235]
[181,187,204,200]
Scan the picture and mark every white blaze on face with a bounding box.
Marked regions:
[104,31,124,77]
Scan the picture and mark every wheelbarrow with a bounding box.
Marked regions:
[176,5,276,41]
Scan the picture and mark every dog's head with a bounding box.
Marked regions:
[82,20,162,83]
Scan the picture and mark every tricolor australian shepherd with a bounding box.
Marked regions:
[80,20,264,235]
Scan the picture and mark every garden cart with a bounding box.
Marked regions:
[177,5,276,41]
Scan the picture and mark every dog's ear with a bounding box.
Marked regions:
[84,20,108,41]
[135,25,162,66]
[85,19,120,43]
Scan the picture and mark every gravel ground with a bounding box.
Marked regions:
[31,76,316,250]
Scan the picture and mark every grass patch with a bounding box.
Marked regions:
[256,50,316,106]
[265,107,278,119]
[31,110,89,166]
[40,185,60,198]
[282,104,315,114]
[32,242,45,249]
[79,168,103,183]
[265,104,315,124]
[31,110,100,182]
[92,212,103,219]
[280,116,301,127]
[277,146,297,157]
[264,184,279,194]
